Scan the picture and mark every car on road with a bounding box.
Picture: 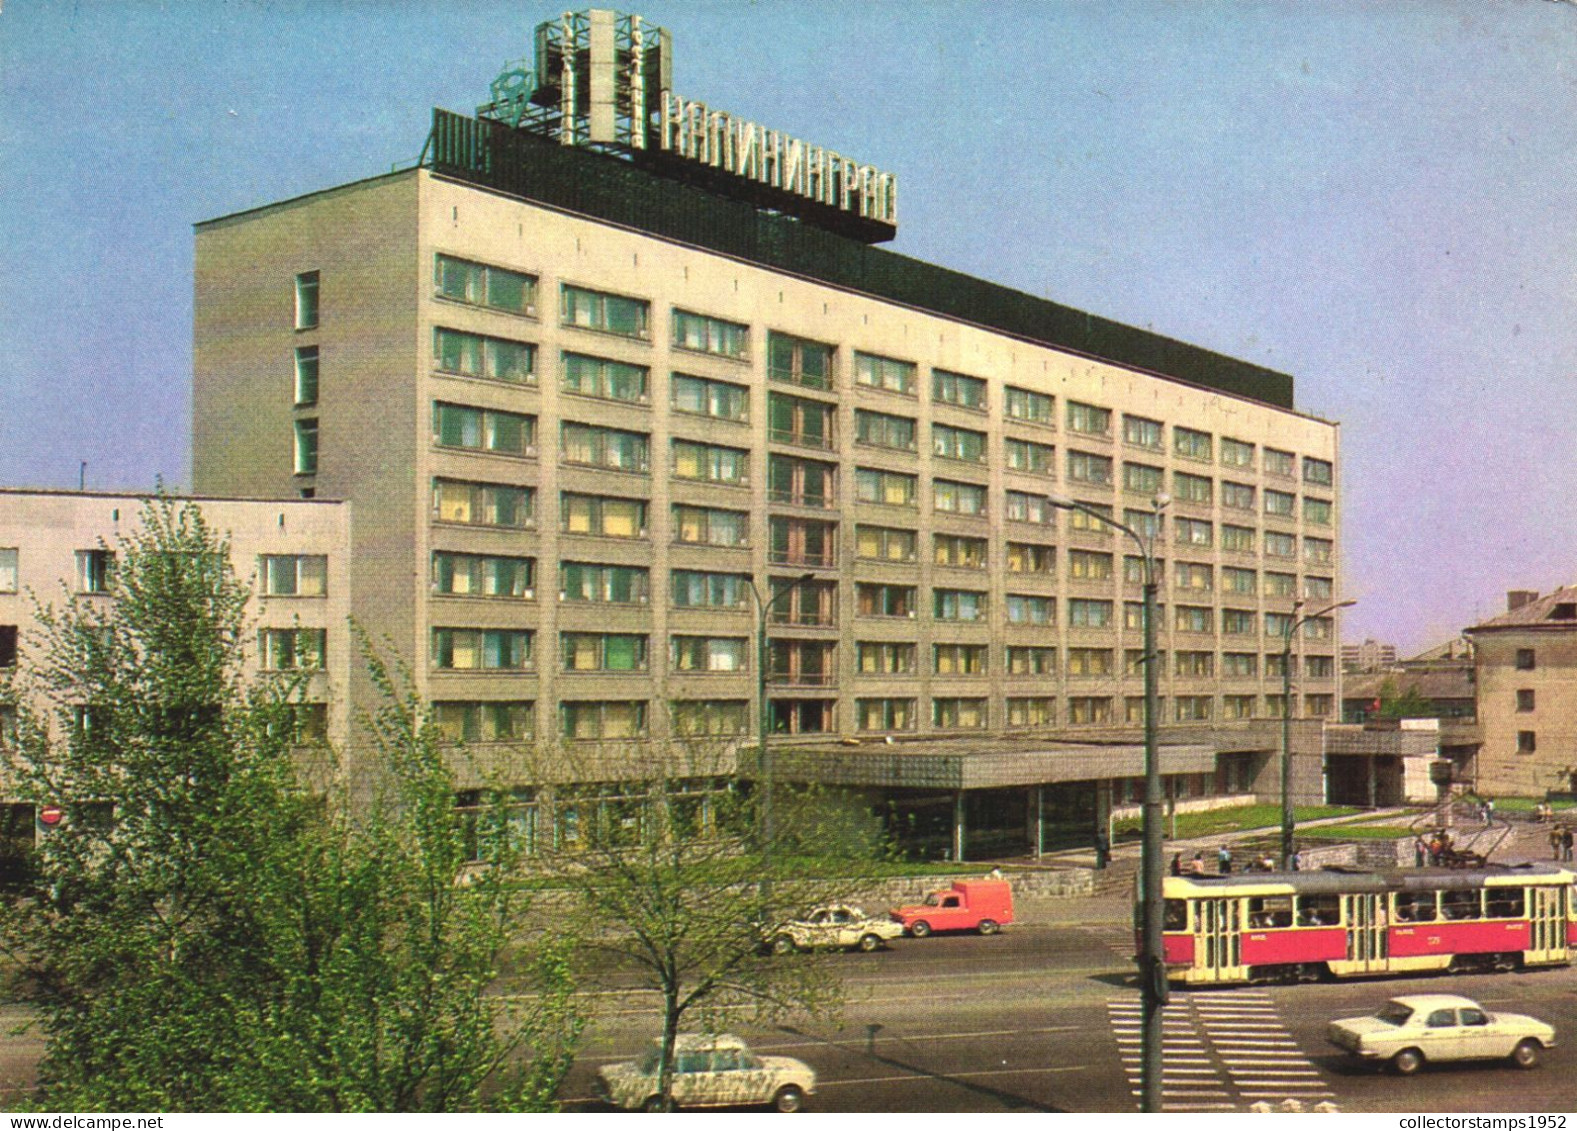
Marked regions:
[1326,993,1556,1075]
[765,904,904,954]
[889,879,1014,937]
[594,1033,815,1112]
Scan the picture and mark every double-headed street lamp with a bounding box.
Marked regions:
[1048,491,1168,1114]
[1280,597,1357,868]
[745,572,816,872]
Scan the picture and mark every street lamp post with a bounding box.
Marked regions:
[1048,491,1168,1114]
[1280,597,1357,868]
[746,572,816,870]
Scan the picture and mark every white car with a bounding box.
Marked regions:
[766,904,905,954]
[1327,993,1556,1075]
[595,1033,815,1112]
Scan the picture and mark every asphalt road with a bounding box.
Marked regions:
[565,907,1577,1114]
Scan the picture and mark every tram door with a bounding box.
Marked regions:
[1194,898,1244,983]
[1526,884,1567,964]
[1342,893,1387,973]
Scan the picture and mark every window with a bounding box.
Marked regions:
[1175,651,1214,678]
[1516,648,1536,671]
[933,697,987,729]
[670,700,749,737]
[769,517,835,566]
[933,423,987,463]
[76,550,115,594]
[1264,571,1296,596]
[260,554,328,597]
[1069,549,1113,581]
[1174,426,1211,461]
[1303,456,1333,486]
[672,373,748,421]
[1007,541,1056,574]
[1174,518,1212,547]
[294,418,319,475]
[853,408,914,451]
[294,270,319,329]
[1005,386,1054,424]
[561,351,647,402]
[1222,566,1256,595]
[1007,698,1056,728]
[1222,608,1256,636]
[933,533,987,569]
[0,626,16,669]
[1220,524,1256,554]
[1304,537,1334,566]
[935,479,987,516]
[1265,612,1294,639]
[933,588,987,622]
[562,632,647,673]
[1068,697,1113,725]
[1303,497,1333,525]
[1006,646,1056,675]
[672,504,745,547]
[560,700,648,740]
[1220,437,1255,468]
[858,641,916,674]
[1126,601,1162,631]
[770,578,837,627]
[1303,616,1334,642]
[856,467,917,507]
[1303,575,1333,600]
[670,569,747,609]
[259,627,326,670]
[768,640,836,686]
[1005,594,1055,625]
[561,284,648,338]
[433,700,535,743]
[433,478,533,528]
[1067,450,1113,486]
[1174,562,1212,591]
[435,253,536,314]
[1124,555,1164,584]
[1264,489,1295,518]
[854,351,916,394]
[562,561,648,604]
[1125,508,1163,542]
[431,628,532,671]
[672,309,748,358]
[1265,531,1296,559]
[932,368,986,410]
[1223,652,1258,677]
[1124,462,1164,496]
[1175,605,1213,633]
[1222,481,1255,511]
[856,525,917,563]
[1067,401,1111,436]
[563,493,648,539]
[767,699,835,735]
[1175,696,1213,721]
[435,403,536,456]
[673,440,749,485]
[1305,655,1335,677]
[670,636,748,673]
[767,330,834,389]
[1223,695,1256,720]
[1067,647,1113,676]
[1068,501,1113,534]
[1004,491,1050,524]
[1123,414,1163,450]
[294,346,319,406]
[1004,438,1054,475]
[1068,598,1113,628]
[1518,730,1537,753]
[768,455,836,507]
[858,698,916,732]
[0,548,16,593]
[764,393,834,450]
[435,328,536,384]
[1173,471,1212,505]
[934,643,988,674]
[1264,447,1295,477]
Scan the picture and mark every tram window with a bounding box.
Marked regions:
[1485,889,1524,918]
[1296,894,1340,926]
[1441,890,1482,920]
[1164,899,1187,931]
[1394,893,1437,922]
[1246,896,1293,929]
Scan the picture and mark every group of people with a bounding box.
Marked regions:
[1170,846,1297,876]
[1548,823,1574,862]
[1418,830,1455,867]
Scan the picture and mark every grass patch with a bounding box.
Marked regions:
[1113,803,1358,840]
[1489,797,1577,813]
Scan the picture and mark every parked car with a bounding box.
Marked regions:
[765,904,904,954]
[1326,993,1556,1075]
[889,879,1014,937]
[594,1033,815,1112]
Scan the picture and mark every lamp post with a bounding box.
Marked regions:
[1048,491,1168,1113]
[746,571,816,870]
[1280,597,1357,868]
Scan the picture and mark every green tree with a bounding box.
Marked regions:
[0,499,579,1111]
[1378,678,1435,719]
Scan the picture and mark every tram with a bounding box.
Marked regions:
[1154,864,1576,985]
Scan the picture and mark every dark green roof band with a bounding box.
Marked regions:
[425,109,1295,410]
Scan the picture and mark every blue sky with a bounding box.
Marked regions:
[3,1,1575,653]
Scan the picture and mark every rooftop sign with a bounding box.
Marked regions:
[476,9,897,242]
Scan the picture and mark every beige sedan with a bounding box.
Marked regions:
[1327,994,1556,1075]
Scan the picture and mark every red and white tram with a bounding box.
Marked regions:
[1156,864,1576,985]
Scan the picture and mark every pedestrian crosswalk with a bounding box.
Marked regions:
[1107,989,1335,1112]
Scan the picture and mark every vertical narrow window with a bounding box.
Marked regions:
[295,418,319,475]
[294,346,319,406]
[294,270,320,330]
[76,550,116,594]
[0,548,16,593]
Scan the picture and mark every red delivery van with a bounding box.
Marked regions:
[889,879,1014,937]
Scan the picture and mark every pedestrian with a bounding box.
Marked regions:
[1258,853,1275,872]
[1563,826,1574,863]
[1550,825,1562,861]
[1429,833,1443,866]
[1217,844,1232,874]
[1414,839,1426,868]
[1170,852,1183,876]
[1189,851,1206,875]
[1484,798,1495,827]
[1291,848,1303,872]
[1094,828,1111,871]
